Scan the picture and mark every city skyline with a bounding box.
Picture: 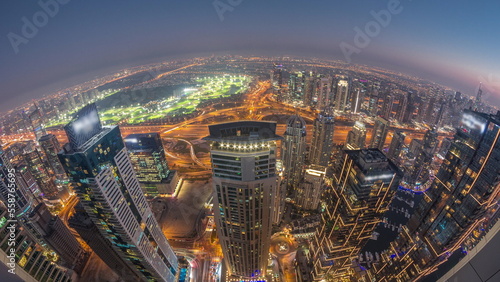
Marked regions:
[1,2,500,281]
[1,1,500,112]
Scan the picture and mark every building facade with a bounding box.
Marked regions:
[203,121,281,279]
[59,104,178,282]
[309,112,335,166]
[369,110,500,281]
[282,115,307,189]
[124,133,172,196]
[308,149,402,281]
[370,117,389,150]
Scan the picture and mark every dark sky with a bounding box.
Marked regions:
[1,0,500,112]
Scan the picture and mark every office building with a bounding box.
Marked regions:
[350,88,363,114]
[29,203,89,274]
[0,148,33,216]
[29,105,47,142]
[39,134,68,181]
[334,79,349,112]
[0,205,76,282]
[309,112,335,166]
[59,104,178,282]
[68,206,143,281]
[345,121,367,150]
[369,117,389,150]
[295,165,326,210]
[303,76,316,107]
[387,130,406,162]
[22,146,59,199]
[124,133,173,196]
[282,115,307,189]
[203,121,281,280]
[317,77,333,110]
[308,149,402,280]
[369,110,500,281]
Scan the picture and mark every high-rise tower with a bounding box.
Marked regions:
[309,149,402,280]
[345,121,367,150]
[59,104,178,282]
[309,112,335,166]
[39,134,68,181]
[370,110,500,281]
[203,121,282,280]
[369,117,389,150]
[282,115,307,189]
[124,133,172,196]
[334,79,349,112]
[387,130,406,162]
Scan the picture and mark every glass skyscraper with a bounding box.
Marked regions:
[124,133,172,196]
[369,110,500,281]
[59,104,178,281]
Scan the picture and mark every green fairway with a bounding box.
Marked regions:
[45,75,250,127]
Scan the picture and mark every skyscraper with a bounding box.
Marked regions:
[0,205,76,282]
[309,112,335,166]
[29,203,89,274]
[124,133,172,196]
[39,134,68,181]
[350,88,364,114]
[345,121,367,150]
[22,146,59,199]
[303,76,316,107]
[369,116,389,150]
[369,110,500,281]
[317,77,333,110]
[203,121,281,279]
[387,130,406,162]
[282,115,307,189]
[295,165,326,210]
[309,149,402,280]
[381,94,394,119]
[59,104,178,281]
[271,63,284,89]
[29,105,47,142]
[334,79,349,112]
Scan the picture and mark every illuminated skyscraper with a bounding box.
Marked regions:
[0,148,33,217]
[350,88,363,114]
[369,110,500,281]
[282,115,307,189]
[203,121,281,280]
[124,133,172,196]
[345,121,367,150]
[369,116,389,150]
[303,76,316,107]
[317,77,333,110]
[295,165,326,210]
[29,104,47,142]
[334,79,349,112]
[381,94,394,119]
[387,130,406,162]
[271,63,284,89]
[309,112,335,166]
[0,206,76,282]
[59,104,178,282]
[39,134,68,181]
[309,149,402,280]
[29,203,89,274]
[22,146,59,199]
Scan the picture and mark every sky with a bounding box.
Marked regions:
[1,0,500,112]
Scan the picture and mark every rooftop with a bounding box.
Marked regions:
[203,121,283,142]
